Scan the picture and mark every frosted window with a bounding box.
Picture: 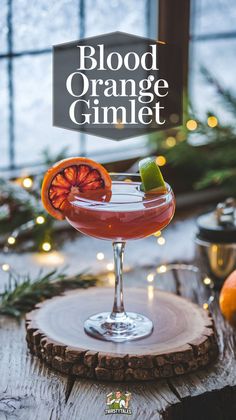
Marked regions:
[85,0,147,38]
[0,0,150,169]
[12,0,79,52]
[191,0,236,36]
[14,55,79,166]
[190,39,236,122]
[190,0,236,125]
[0,0,7,53]
[0,60,9,168]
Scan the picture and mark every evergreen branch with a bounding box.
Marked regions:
[0,268,97,318]
[41,147,68,166]
[201,67,236,115]
[195,168,236,190]
[0,178,38,211]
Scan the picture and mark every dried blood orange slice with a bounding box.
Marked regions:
[41,157,112,220]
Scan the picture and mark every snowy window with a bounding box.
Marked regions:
[0,0,155,170]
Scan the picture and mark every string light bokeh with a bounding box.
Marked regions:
[22,177,33,189]
[207,116,218,128]
[186,119,198,131]
[0,174,55,273]
[150,263,215,311]
[156,155,167,166]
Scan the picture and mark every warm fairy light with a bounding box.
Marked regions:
[8,236,16,245]
[106,262,114,271]
[2,263,10,271]
[157,265,167,274]
[157,237,165,245]
[207,116,218,128]
[33,251,65,266]
[96,252,105,261]
[218,258,224,266]
[22,177,33,189]
[186,119,197,131]
[36,215,45,225]
[166,136,176,148]
[147,273,155,283]
[156,155,166,166]
[42,242,52,252]
[125,178,132,183]
[203,277,212,286]
[107,272,115,285]
[203,302,209,310]
[153,230,161,237]
[147,285,154,301]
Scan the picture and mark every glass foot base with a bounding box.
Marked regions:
[84,312,153,342]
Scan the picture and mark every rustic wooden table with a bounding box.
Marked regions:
[0,213,235,420]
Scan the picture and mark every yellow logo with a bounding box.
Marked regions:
[105,390,132,415]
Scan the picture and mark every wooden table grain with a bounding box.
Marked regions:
[0,214,235,420]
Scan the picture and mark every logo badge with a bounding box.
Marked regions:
[105,390,132,415]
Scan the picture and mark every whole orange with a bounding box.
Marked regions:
[219,270,236,326]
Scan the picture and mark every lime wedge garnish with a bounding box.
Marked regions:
[139,157,167,194]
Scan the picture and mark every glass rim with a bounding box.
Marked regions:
[68,172,173,207]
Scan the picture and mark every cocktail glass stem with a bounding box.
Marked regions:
[84,238,153,340]
[110,241,126,320]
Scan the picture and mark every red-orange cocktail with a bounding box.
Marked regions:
[41,161,175,343]
[64,173,175,342]
[65,178,175,241]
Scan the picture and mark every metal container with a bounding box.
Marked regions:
[195,198,236,288]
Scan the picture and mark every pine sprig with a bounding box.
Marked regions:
[0,268,97,318]
[201,67,236,114]
[152,68,236,195]
[0,147,69,250]
[195,168,236,190]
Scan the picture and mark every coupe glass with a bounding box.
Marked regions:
[65,173,175,342]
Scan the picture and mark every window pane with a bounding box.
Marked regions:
[12,0,79,52]
[191,0,236,36]
[190,38,236,122]
[0,60,9,168]
[14,54,80,166]
[85,0,148,37]
[0,0,8,53]
[85,135,148,158]
[3,1,152,169]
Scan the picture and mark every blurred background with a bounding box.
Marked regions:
[0,0,235,193]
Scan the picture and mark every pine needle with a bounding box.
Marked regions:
[0,268,97,318]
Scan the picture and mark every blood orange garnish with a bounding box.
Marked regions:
[41,157,112,220]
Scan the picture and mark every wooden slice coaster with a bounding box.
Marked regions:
[25,288,218,381]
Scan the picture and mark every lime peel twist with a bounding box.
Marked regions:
[139,157,167,194]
